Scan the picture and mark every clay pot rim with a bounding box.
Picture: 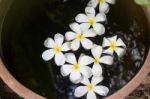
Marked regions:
[106,7,150,99]
[0,4,150,99]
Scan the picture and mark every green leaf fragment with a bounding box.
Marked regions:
[135,0,150,6]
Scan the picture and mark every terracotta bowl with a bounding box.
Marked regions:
[0,0,150,99]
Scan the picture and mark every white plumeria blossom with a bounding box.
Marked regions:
[88,0,116,13]
[60,53,92,84]
[75,7,106,35]
[41,1,125,98]
[79,45,113,76]
[74,76,109,99]
[42,33,71,66]
[65,22,96,51]
[102,35,126,57]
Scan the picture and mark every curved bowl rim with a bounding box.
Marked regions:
[0,3,150,99]
[106,7,150,99]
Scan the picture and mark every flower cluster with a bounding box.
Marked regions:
[88,0,116,13]
[42,0,126,99]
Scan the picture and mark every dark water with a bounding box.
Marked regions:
[0,0,149,99]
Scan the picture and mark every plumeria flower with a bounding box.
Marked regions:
[60,53,92,84]
[42,33,71,66]
[79,45,113,76]
[102,35,126,57]
[75,7,106,35]
[65,22,96,51]
[74,76,109,99]
[87,0,116,13]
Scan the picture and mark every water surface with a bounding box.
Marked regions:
[0,0,149,98]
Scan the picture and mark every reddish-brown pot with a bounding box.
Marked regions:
[0,0,150,99]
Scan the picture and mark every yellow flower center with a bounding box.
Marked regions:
[97,0,105,3]
[110,41,117,50]
[88,18,96,26]
[73,64,80,71]
[76,33,85,41]
[87,84,95,92]
[54,46,62,53]
[94,57,100,64]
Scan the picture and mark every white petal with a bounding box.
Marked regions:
[81,38,93,50]
[92,64,103,77]
[80,66,92,78]
[91,45,103,58]
[93,23,105,35]
[44,38,55,48]
[71,39,80,51]
[106,0,116,4]
[87,0,98,8]
[74,86,88,97]
[116,38,126,47]
[60,65,73,76]
[83,29,96,38]
[85,6,95,15]
[80,23,90,32]
[91,76,104,85]
[70,71,82,84]
[103,48,114,55]
[75,14,88,22]
[115,47,126,57]
[65,53,77,64]
[85,7,96,18]
[61,42,71,52]
[79,55,94,66]
[69,22,81,33]
[108,35,117,42]
[78,53,85,61]
[42,49,55,61]
[100,56,113,65]
[81,76,90,85]
[54,33,64,46]
[55,52,65,66]
[102,37,111,47]
[87,92,97,99]
[94,86,109,96]
[99,3,110,13]
[87,14,95,19]
[95,13,106,22]
[65,31,76,41]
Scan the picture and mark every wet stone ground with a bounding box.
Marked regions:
[0,79,22,99]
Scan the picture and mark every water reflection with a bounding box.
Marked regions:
[1,0,149,98]
[48,18,148,99]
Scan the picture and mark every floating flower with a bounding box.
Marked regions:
[87,0,116,13]
[42,33,71,66]
[75,7,106,35]
[74,76,109,99]
[65,22,96,51]
[60,53,92,84]
[102,35,126,57]
[79,45,113,76]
